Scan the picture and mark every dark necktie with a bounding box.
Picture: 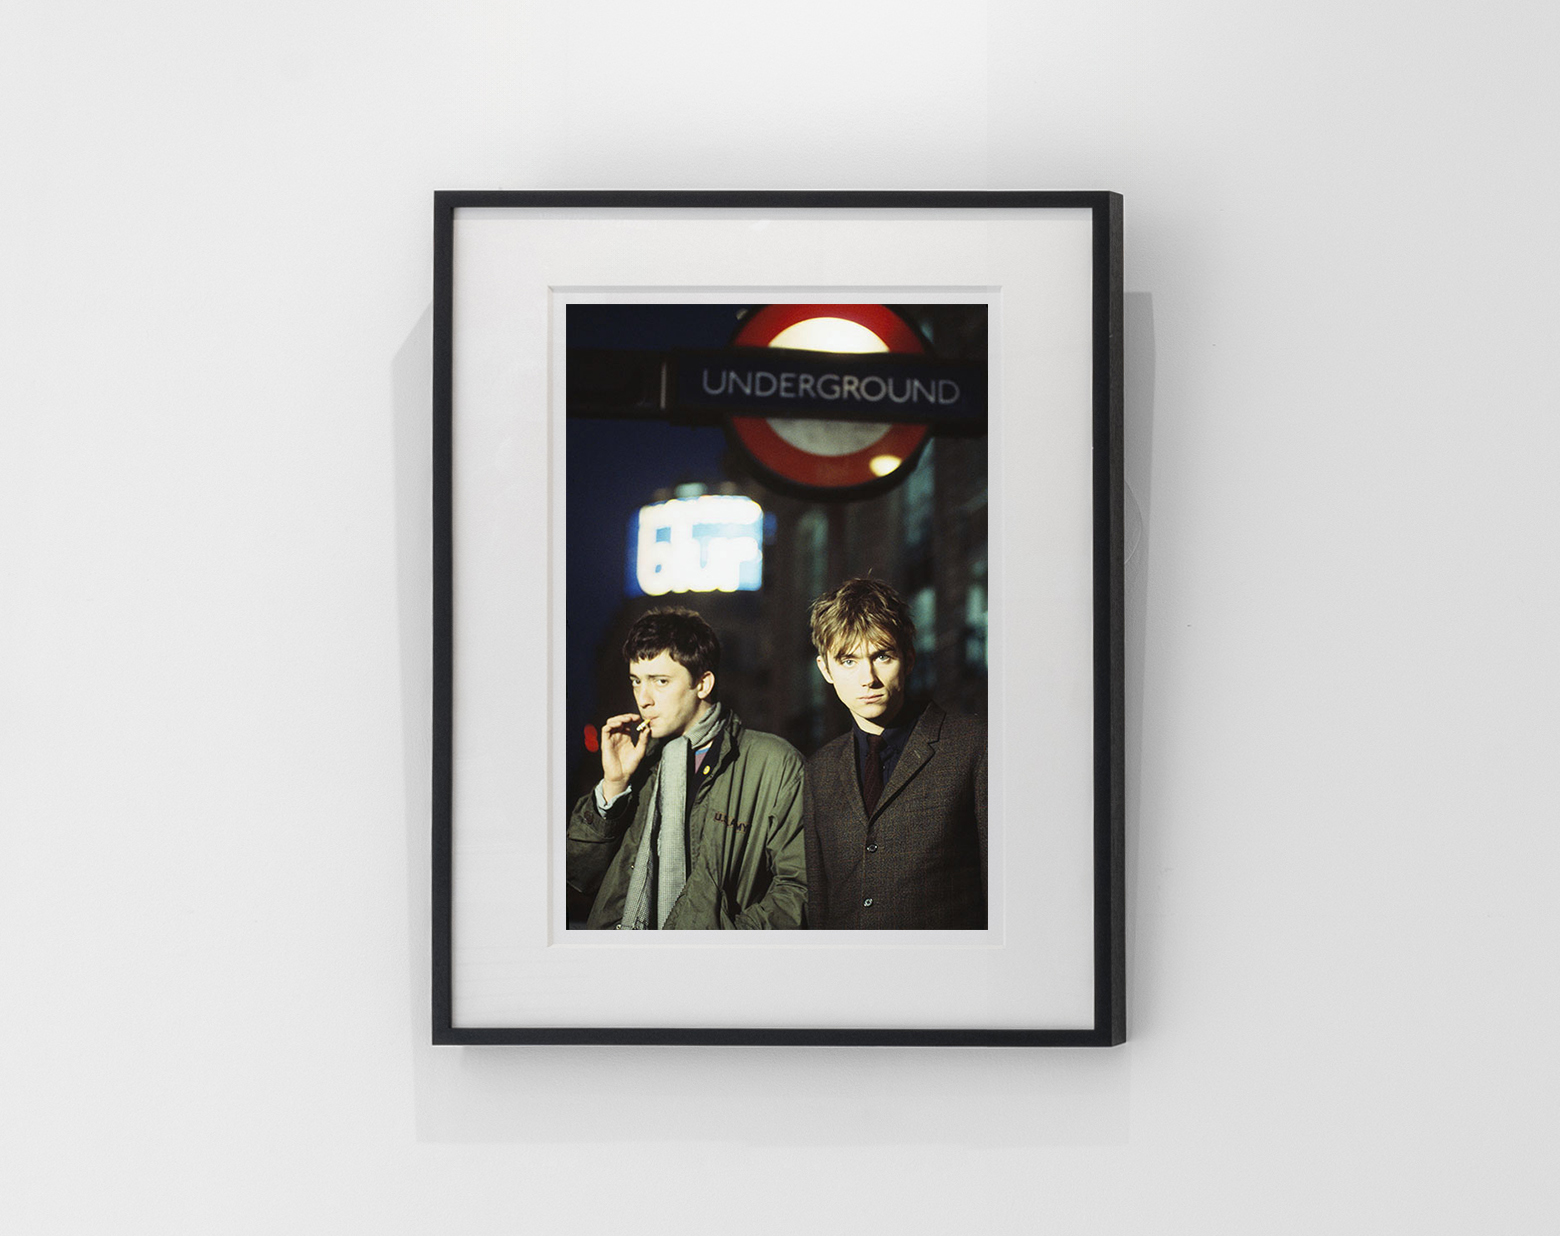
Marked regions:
[862,734,885,815]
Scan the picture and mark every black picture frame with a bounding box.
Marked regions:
[433,191,1124,1046]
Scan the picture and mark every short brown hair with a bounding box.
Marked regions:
[809,578,916,662]
[623,607,720,685]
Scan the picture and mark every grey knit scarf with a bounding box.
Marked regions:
[617,702,727,930]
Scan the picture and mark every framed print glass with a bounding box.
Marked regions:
[432,191,1124,1046]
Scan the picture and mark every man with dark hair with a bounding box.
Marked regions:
[567,607,806,929]
[803,578,987,929]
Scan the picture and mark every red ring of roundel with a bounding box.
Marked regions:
[729,304,930,490]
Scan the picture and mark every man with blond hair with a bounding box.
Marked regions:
[802,578,987,929]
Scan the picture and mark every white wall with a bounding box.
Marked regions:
[5,2,1556,1231]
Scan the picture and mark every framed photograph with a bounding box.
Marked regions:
[433,191,1124,1046]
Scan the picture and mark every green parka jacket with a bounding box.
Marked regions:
[567,713,806,929]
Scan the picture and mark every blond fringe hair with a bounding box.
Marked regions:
[808,577,916,662]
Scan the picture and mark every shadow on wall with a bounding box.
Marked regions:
[1123,291,1153,1044]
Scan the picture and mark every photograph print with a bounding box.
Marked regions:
[562,301,991,933]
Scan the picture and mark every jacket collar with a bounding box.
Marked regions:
[693,709,743,795]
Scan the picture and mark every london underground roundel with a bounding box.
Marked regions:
[729,304,930,493]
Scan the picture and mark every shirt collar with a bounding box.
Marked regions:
[853,709,916,761]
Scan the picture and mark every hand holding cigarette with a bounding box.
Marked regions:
[600,713,651,797]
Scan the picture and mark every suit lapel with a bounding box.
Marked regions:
[837,730,871,833]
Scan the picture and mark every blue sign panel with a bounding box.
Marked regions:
[670,348,986,428]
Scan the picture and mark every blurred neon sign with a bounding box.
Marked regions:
[627,494,764,597]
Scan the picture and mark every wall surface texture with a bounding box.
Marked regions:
[4,2,1556,1231]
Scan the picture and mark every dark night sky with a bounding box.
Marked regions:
[565,304,753,754]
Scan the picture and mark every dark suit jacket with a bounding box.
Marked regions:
[802,701,987,929]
